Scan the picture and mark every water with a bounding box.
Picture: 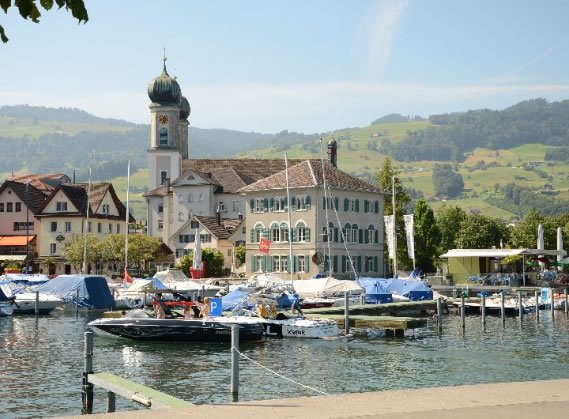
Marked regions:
[2,310,569,418]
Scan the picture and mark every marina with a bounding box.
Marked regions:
[2,299,569,418]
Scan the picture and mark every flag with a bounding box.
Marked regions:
[403,214,415,260]
[259,237,271,254]
[384,215,395,259]
[123,268,133,284]
[193,229,202,270]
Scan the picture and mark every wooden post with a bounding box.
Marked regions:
[106,391,116,413]
[550,288,555,319]
[518,291,523,319]
[76,288,80,315]
[360,294,365,305]
[461,295,465,332]
[35,290,39,315]
[481,294,486,327]
[81,331,94,414]
[500,292,505,324]
[230,325,240,400]
[535,290,540,321]
[436,298,442,331]
[344,292,350,335]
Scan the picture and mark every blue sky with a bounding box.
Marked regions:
[2,0,569,133]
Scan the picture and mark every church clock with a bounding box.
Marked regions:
[159,114,169,125]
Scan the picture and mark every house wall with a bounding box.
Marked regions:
[0,186,37,238]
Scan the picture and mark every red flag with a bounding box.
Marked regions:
[123,268,134,284]
[259,237,271,254]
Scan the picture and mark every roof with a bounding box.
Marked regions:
[145,184,170,197]
[8,173,70,192]
[0,236,35,246]
[440,248,568,258]
[238,160,382,194]
[0,180,48,214]
[194,215,243,240]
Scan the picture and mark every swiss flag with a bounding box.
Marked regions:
[123,268,134,284]
[259,237,271,254]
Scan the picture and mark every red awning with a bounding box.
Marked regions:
[0,236,35,246]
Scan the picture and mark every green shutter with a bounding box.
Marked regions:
[365,229,369,244]
[375,230,379,244]
[375,200,379,213]
[263,198,268,212]
[323,196,326,209]
[270,198,274,211]
[374,256,378,272]
[261,256,266,272]
[305,196,311,209]
[250,229,255,242]
[344,198,349,211]
[306,254,310,272]
[334,228,339,242]
[342,255,346,272]
[266,256,272,272]
[357,256,361,273]
[334,197,339,210]
[250,256,256,272]
[306,228,310,242]
[333,255,338,273]
[355,199,359,212]
[359,229,363,243]
[250,199,255,211]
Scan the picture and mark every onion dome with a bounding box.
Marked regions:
[179,96,191,120]
[147,61,181,105]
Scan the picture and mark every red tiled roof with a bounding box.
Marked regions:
[194,215,243,240]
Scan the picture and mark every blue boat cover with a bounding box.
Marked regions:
[222,289,252,311]
[35,275,115,309]
[358,277,433,301]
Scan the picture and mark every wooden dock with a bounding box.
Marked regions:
[302,300,436,317]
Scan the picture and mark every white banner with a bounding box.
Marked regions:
[384,215,395,259]
[403,214,415,260]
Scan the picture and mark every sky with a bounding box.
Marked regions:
[2,0,569,134]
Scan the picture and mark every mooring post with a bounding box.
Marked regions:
[481,294,486,327]
[81,331,94,414]
[461,295,465,332]
[76,288,80,316]
[500,291,505,324]
[518,291,523,319]
[436,297,442,331]
[106,391,116,413]
[360,294,365,305]
[550,288,555,319]
[344,292,350,335]
[230,324,240,400]
[535,290,540,321]
[564,288,568,316]
[35,290,39,315]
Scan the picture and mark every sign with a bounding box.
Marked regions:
[259,237,271,254]
[55,235,65,242]
[209,298,222,316]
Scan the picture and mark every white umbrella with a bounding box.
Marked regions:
[537,224,545,270]
[557,227,564,272]
[193,228,202,270]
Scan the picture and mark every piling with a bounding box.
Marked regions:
[230,325,240,400]
[500,292,505,324]
[106,391,116,413]
[436,298,442,331]
[460,295,465,332]
[81,331,94,414]
[344,292,350,335]
[35,290,39,315]
[481,294,486,327]
[535,290,540,321]
[518,291,523,318]
[550,288,555,319]
[360,294,366,305]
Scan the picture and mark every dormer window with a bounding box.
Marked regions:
[56,202,67,212]
[218,202,226,212]
[102,204,110,215]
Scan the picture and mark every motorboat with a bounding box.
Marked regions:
[87,310,265,343]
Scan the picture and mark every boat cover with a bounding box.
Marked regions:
[35,275,115,309]
[222,289,252,311]
[0,281,14,301]
[124,278,167,293]
[294,277,364,297]
[358,277,433,301]
[153,269,188,282]
[0,273,50,285]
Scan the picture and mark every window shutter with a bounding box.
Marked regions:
[261,256,266,272]
[342,228,346,243]
[266,256,272,272]
[365,230,369,244]
[374,256,378,272]
[323,196,326,209]
[341,256,346,272]
[357,256,362,273]
[251,256,256,272]
[333,255,338,273]
[334,197,339,210]
[306,228,310,241]
[250,199,255,211]
[359,229,363,243]
[334,228,339,243]
[375,200,379,213]
[291,196,296,209]
[291,256,296,273]
[355,199,360,212]
[375,230,379,244]
[305,195,311,209]
[250,229,255,242]
[306,255,310,272]
[344,198,349,211]
[263,198,268,212]
[270,198,274,211]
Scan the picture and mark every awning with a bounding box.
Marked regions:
[0,235,36,246]
[0,255,27,261]
[440,248,567,258]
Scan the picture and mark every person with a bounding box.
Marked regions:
[192,297,202,318]
[201,297,211,318]
[153,293,171,318]
[290,293,304,317]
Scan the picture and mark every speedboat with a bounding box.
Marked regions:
[87,310,265,343]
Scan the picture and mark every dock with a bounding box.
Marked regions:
[302,300,436,317]
[305,313,427,331]
[63,378,569,418]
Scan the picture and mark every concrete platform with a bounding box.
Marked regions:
[62,378,569,418]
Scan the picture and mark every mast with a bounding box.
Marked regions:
[392,175,397,277]
[124,156,131,276]
[284,153,294,286]
[320,139,332,277]
[82,160,93,274]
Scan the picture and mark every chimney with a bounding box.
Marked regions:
[238,212,243,221]
[327,139,337,168]
[216,206,221,225]
[72,169,76,184]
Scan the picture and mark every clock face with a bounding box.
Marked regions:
[159,114,169,125]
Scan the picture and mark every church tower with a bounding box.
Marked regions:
[147,57,190,190]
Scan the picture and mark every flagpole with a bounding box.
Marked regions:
[392,176,397,278]
[124,156,130,280]
[285,153,294,287]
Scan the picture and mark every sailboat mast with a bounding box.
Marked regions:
[320,139,332,277]
[284,153,294,286]
[82,162,92,274]
[124,157,131,274]
[392,175,397,277]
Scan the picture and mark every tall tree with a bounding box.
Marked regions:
[375,157,412,271]
[510,210,557,249]
[63,234,101,273]
[436,204,467,253]
[125,234,161,274]
[455,214,509,249]
[1,0,89,43]
[413,200,440,272]
[432,163,464,197]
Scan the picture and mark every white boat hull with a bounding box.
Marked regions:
[12,293,64,314]
[0,303,14,316]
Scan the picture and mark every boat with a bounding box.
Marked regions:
[452,293,532,315]
[0,285,14,316]
[35,275,116,310]
[154,268,222,298]
[0,281,63,314]
[87,310,265,343]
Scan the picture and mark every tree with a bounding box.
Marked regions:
[436,204,467,254]
[127,234,161,274]
[1,0,89,43]
[455,214,509,249]
[235,245,246,267]
[63,234,101,272]
[175,254,192,277]
[413,200,440,272]
[510,210,557,249]
[375,157,412,271]
[175,248,225,277]
[432,163,464,197]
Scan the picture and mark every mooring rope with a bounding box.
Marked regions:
[235,349,329,395]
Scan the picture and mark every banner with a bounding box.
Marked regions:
[403,214,415,260]
[123,268,133,284]
[259,237,271,254]
[383,215,395,259]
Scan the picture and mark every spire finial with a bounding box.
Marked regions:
[162,47,167,72]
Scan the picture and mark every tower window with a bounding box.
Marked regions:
[159,127,168,145]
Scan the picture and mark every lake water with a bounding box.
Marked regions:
[2,309,569,418]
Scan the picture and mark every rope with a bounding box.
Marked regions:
[327,184,358,280]
[235,349,329,395]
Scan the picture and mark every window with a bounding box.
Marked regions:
[271,223,280,242]
[158,221,163,230]
[0,203,3,212]
[254,198,264,212]
[366,257,374,272]
[367,225,375,244]
[87,222,92,233]
[297,255,306,272]
[160,171,168,185]
[158,203,163,213]
[56,202,67,212]
[97,222,102,233]
[50,243,57,254]
[116,224,120,234]
[50,222,57,232]
[188,193,194,203]
[13,222,33,231]
[179,234,191,243]
[296,222,308,242]
[273,197,283,212]
[232,201,240,212]
[344,223,351,243]
[65,222,71,232]
[253,223,264,243]
[108,223,112,233]
[351,224,358,243]
[281,256,288,273]
[7,202,13,212]
[102,204,110,215]
[159,127,168,145]
[273,256,281,272]
[15,202,21,212]
[200,234,212,242]
[280,223,289,242]
[255,255,263,272]
[190,221,199,229]
[227,249,232,256]
[218,202,226,212]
